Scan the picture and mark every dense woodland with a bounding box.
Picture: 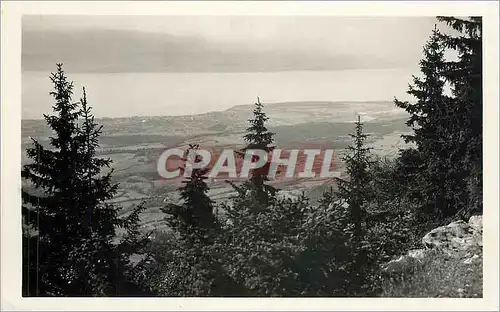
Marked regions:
[22,17,482,297]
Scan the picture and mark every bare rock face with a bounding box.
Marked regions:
[421,216,482,252]
[468,215,483,233]
[382,215,483,275]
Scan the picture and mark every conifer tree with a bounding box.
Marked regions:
[242,98,275,153]
[394,26,452,218]
[437,16,482,217]
[219,99,312,296]
[149,144,243,296]
[236,97,278,206]
[161,144,217,240]
[333,115,375,295]
[22,64,148,296]
[338,116,373,238]
[394,17,482,219]
[295,117,376,296]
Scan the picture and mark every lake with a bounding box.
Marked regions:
[22,69,417,119]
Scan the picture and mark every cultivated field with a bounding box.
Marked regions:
[22,101,411,233]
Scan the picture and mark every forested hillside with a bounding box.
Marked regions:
[22,17,482,297]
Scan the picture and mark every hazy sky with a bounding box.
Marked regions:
[23,15,438,72]
[22,16,441,118]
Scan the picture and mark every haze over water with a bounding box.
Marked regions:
[22,16,442,119]
[23,68,417,119]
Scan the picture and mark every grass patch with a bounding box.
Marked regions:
[380,249,482,298]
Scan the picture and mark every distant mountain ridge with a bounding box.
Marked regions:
[23,29,396,73]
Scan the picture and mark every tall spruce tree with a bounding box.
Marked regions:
[161,144,217,241]
[295,117,377,296]
[218,98,312,296]
[22,64,148,296]
[333,115,375,295]
[394,17,482,219]
[149,144,243,296]
[394,26,452,219]
[437,16,482,218]
[236,97,278,206]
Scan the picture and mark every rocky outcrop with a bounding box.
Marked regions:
[422,216,482,252]
[382,215,483,274]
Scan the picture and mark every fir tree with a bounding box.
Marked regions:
[333,115,375,295]
[161,144,217,241]
[338,116,373,239]
[149,144,243,296]
[22,64,83,296]
[22,64,148,296]
[242,97,275,153]
[394,26,452,219]
[294,117,377,296]
[236,97,278,206]
[218,99,312,296]
[394,17,483,219]
[77,89,150,296]
[437,16,482,218]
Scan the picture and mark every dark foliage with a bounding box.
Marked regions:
[22,65,149,296]
[21,16,482,297]
[394,17,482,220]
